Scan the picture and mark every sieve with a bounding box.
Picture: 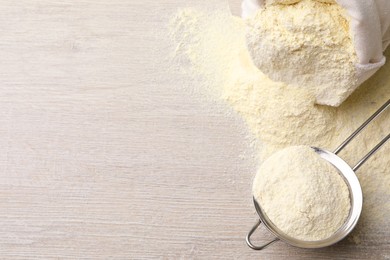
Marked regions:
[246,99,390,250]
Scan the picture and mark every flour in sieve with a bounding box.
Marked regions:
[253,146,351,241]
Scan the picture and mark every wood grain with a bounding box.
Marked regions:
[0,0,388,259]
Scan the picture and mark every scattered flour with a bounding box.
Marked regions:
[169,8,390,244]
[253,146,351,241]
[246,0,358,107]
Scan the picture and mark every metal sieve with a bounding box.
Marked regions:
[246,99,390,250]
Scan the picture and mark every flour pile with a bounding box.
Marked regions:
[169,7,390,243]
[253,146,351,241]
[246,0,358,107]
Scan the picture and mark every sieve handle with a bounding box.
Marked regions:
[353,133,390,171]
[333,99,390,171]
[246,219,279,250]
[334,99,389,155]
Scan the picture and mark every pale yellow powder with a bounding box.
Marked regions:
[266,0,336,5]
[253,146,350,241]
[246,0,358,107]
[169,8,390,243]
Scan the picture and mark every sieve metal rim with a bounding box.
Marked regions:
[250,148,362,249]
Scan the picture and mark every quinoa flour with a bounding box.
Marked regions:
[253,146,350,241]
[246,0,358,106]
[169,7,390,243]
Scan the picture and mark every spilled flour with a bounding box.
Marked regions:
[253,146,350,241]
[169,8,389,243]
[246,0,358,106]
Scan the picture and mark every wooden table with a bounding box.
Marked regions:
[0,0,388,258]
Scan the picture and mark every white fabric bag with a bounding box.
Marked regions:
[241,0,390,102]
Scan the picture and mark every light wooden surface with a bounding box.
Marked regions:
[0,0,388,259]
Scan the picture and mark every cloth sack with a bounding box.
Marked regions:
[242,0,390,98]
